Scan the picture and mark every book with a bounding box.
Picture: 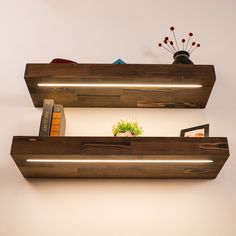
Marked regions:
[50,104,66,136]
[39,99,54,136]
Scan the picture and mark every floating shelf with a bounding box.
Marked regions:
[25,63,215,108]
[11,136,229,178]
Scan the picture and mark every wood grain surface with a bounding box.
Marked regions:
[11,136,229,178]
[25,64,215,108]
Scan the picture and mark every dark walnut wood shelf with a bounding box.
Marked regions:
[25,63,215,108]
[11,136,229,179]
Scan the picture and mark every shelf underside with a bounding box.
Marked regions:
[11,137,229,179]
[25,64,215,108]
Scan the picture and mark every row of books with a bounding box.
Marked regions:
[39,99,66,136]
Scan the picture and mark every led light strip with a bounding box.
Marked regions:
[37,83,202,88]
[26,159,213,163]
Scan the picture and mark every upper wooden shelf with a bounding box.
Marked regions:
[25,63,215,108]
[11,136,229,179]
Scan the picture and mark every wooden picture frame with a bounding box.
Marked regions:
[180,124,209,137]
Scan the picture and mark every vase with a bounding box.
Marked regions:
[115,131,134,137]
[173,51,193,64]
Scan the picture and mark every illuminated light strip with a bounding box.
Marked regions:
[26,159,213,163]
[37,83,202,88]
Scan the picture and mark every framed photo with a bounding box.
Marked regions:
[180,124,209,137]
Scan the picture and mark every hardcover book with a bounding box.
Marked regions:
[50,104,66,136]
[39,99,54,136]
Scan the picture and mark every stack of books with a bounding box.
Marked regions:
[39,99,66,136]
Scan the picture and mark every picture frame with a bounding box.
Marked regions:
[180,124,209,137]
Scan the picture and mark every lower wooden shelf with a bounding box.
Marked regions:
[10,136,229,179]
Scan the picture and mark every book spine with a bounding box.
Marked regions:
[50,104,66,136]
[39,99,54,136]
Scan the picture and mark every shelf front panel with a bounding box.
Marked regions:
[25,64,215,108]
[11,136,229,178]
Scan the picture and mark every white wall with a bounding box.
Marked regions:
[0,0,236,235]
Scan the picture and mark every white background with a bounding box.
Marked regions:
[0,0,236,235]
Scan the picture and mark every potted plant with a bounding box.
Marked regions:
[112,119,143,137]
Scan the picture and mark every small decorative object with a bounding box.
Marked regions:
[112,119,143,137]
[50,58,77,63]
[113,58,126,64]
[158,26,200,64]
[180,124,209,137]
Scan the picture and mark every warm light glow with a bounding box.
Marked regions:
[26,159,213,163]
[37,83,202,88]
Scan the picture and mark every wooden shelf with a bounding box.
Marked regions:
[11,136,229,179]
[25,63,215,108]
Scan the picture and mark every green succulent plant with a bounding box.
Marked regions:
[112,119,143,136]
